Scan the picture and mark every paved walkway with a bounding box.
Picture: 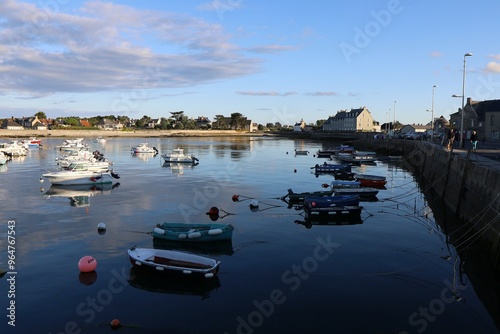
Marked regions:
[440,140,500,169]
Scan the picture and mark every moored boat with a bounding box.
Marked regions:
[332,187,379,198]
[314,163,352,174]
[132,143,158,154]
[161,148,198,164]
[303,194,360,209]
[330,180,361,188]
[152,222,233,242]
[284,188,334,202]
[42,169,120,185]
[127,246,220,278]
[354,174,387,187]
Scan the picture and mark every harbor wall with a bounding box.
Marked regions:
[354,138,500,268]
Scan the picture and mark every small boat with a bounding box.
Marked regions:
[127,246,220,279]
[284,188,334,202]
[303,201,362,217]
[42,169,120,185]
[332,187,379,198]
[294,149,309,155]
[354,174,387,187]
[161,148,198,164]
[330,180,361,188]
[93,137,106,143]
[338,154,376,165]
[0,140,28,156]
[131,143,158,154]
[303,195,360,209]
[152,222,234,242]
[333,171,356,180]
[316,148,338,158]
[0,152,9,165]
[313,163,352,174]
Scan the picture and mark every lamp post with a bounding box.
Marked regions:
[387,108,391,134]
[393,100,397,134]
[459,53,473,148]
[431,85,437,141]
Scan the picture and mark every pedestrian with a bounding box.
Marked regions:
[446,129,455,150]
[470,130,478,151]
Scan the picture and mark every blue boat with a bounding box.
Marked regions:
[303,195,360,209]
[314,163,352,174]
[152,222,234,242]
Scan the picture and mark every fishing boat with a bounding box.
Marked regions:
[303,194,360,209]
[313,163,352,174]
[332,187,379,198]
[127,246,220,279]
[161,148,198,164]
[330,180,361,188]
[294,149,309,155]
[284,188,334,202]
[41,169,120,185]
[152,222,233,242]
[131,143,158,154]
[354,174,387,187]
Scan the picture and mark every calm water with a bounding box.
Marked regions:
[0,137,498,334]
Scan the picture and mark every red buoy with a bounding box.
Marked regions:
[232,195,239,202]
[207,207,219,215]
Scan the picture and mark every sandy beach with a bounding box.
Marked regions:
[0,129,264,138]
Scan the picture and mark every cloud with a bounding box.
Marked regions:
[246,44,297,54]
[487,54,500,61]
[237,91,297,96]
[197,0,244,12]
[430,51,443,58]
[0,0,260,96]
[305,92,339,96]
[484,61,500,73]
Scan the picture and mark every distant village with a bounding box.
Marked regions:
[2,97,499,140]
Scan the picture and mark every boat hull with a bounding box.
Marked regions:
[127,247,220,278]
[42,171,118,185]
[285,188,334,202]
[152,223,234,242]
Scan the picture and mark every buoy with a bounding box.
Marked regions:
[322,183,329,188]
[294,169,297,173]
[311,202,317,207]
[78,256,97,273]
[39,176,44,183]
[207,213,219,221]
[232,194,239,202]
[110,319,121,328]
[207,207,219,215]
[97,223,106,230]
[249,200,259,208]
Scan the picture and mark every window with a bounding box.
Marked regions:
[491,115,495,126]
[493,130,499,140]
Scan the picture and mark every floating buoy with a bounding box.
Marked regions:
[110,319,121,328]
[294,169,297,173]
[39,176,44,183]
[249,200,259,208]
[207,213,219,221]
[78,256,97,273]
[97,223,106,230]
[311,201,317,207]
[322,183,329,188]
[207,207,219,215]
[232,194,239,202]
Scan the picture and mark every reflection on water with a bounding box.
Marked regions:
[162,162,198,175]
[42,183,120,207]
[128,267,221,299]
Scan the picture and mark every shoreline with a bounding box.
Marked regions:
[0,129,267,138]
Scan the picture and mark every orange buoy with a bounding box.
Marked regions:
[232,194,239,202]
[207,207,219,215]
[110,319,121,328]
[78,256,97,273]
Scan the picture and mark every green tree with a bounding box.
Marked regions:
[213,115,226,129]
[35,111,47,119]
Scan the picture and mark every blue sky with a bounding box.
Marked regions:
[1,0,500,126]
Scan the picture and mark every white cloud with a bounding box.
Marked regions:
[485,61,500,73]
[0,0,260,96]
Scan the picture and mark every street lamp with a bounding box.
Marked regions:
[387,109,391,134]
[459,52,473,148]
[431,85,437,141]
[393,100,397,134]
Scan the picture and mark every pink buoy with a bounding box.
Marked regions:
[78,256,97,273]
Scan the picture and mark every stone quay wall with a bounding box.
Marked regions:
[354,138,500,268]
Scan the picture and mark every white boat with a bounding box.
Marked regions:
[161,148,198,164]
[42,169,120,185]
[0,140,28,156]
[93,137,106,143]
[61,160,113,172]
[127,246,220,279]
[131,143,158,154]
[21,137,42,148]
[58,138,87,153]
[0,152,9,165]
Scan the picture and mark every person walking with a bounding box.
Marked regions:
[446,129,455,150]
[470,130,478,151]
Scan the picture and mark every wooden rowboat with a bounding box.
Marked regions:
[127,246,220,279]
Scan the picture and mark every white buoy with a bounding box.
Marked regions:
[39,176,44,183]
[97,223,106,230]
[249,200,259,208]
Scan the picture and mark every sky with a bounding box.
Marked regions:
[1,0,500,127]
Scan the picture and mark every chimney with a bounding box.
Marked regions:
[467,97,471,105]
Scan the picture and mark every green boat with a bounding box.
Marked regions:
[152,222,234,242]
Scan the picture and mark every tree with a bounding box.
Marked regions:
[35,111,46,119]
[213,115,227,129]
[230,112,244,130]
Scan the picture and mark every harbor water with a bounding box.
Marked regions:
[0,136,499,334]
